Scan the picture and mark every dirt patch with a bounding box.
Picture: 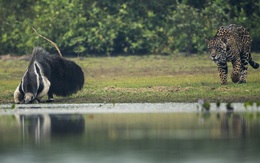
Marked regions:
[214,87,230,92]
[104,86,189,93]
[0,54,30,61]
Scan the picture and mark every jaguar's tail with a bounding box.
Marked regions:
[249,53,259,69]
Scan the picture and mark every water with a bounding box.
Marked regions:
[0,103,260,163]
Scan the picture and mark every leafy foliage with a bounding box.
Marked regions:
[0,0,260,56]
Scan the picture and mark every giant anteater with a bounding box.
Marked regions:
[14,47,84,104]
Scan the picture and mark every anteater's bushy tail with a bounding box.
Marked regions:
[50,56,84,96]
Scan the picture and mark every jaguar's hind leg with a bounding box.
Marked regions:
[231,58,241,83]
[238,52,249,83]
[217,62,228,85]
[239,66,248,84]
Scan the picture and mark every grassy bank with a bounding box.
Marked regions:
[0,54,260,104]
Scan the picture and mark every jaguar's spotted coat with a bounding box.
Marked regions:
[206,24,259,84]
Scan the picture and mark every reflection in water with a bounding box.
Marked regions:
[218,112,247,139]
[16,114,85,144]
[0,112,260,163]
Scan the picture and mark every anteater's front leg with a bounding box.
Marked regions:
[46,89,54,103]
[14,84,24,104]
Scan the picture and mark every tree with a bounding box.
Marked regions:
[0,0,260,55]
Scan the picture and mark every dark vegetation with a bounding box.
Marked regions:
[0,0,260,56]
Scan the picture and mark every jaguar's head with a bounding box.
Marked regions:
[206,37,227,64]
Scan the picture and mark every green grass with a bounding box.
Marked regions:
[0,54,260,103]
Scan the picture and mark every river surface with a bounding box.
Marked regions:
[0,103,260,163]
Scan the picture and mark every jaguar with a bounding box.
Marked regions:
[206,24,259,84]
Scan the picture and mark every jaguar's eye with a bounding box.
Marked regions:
[226,47,230,51]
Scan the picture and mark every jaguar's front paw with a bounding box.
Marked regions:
[231,73,239,83]
[238,80,246,84]
[221,81,228,85]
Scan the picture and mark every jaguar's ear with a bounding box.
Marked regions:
[205,38,210,43]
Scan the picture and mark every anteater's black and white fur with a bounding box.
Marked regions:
[14,47,84,104]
